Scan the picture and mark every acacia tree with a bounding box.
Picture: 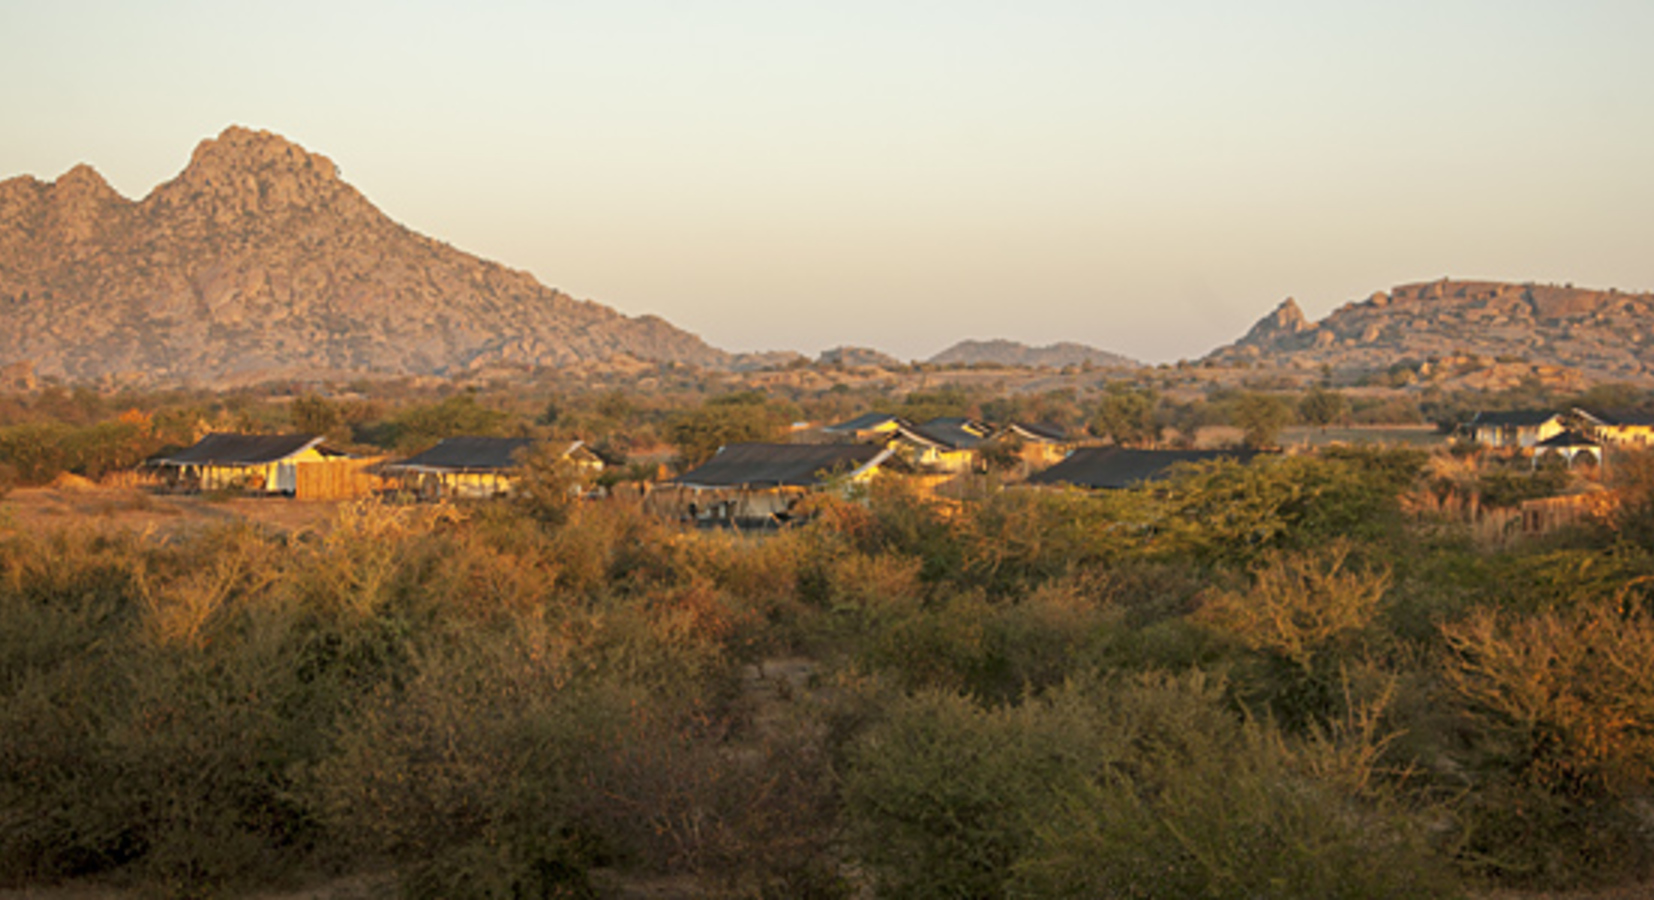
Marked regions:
[385,394,512,451]
[290,393,349,444]
[1299,387,1348,431]
[1092,383,1161,447]
[666,392,793,469]
[1231,392,1294,449]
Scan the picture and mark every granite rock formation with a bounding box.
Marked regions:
[1206,280,1654,383]
[0,127,744,384]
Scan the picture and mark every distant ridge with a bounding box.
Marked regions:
[0,126,765,385]
[818,346,904,368]
[1205,279,1654,383]
[928,339,1138,369]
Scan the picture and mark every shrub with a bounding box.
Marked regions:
[1440,595,1654,887]
[842,673,1455,900]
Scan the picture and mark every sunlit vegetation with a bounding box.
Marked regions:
[3,375,1654,896]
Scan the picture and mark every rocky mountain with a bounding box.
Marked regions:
[1207,280,1654,383]
[927,339,1137,369]
[0,127,749,385]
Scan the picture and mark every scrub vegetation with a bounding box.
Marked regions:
[3,375,1654,897]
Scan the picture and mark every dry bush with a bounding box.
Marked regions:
[1440,594,1654,887]
[1442,597,1654,795]
[1196,540,1389,673]
[136,522,278,650]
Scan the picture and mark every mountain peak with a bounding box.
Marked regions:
[186,126,339,180]
[1233,297,1313,349]
[146,126,346,217]
[0,127,731,384]
[54,163,117,196]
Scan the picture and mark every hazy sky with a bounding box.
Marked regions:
[3,1,1651,362]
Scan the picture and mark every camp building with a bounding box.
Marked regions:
[821,412,908,443]
[889,417,994,473]
[998,422,1075,469]
[150,433,351,496]
[383,436,602,499]
[1466,411,1569,449]
[648,442,894,526]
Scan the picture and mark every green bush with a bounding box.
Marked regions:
[842,673,1455,900]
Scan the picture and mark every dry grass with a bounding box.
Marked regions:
[0,486,346,537]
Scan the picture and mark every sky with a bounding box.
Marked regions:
[3,1,1652,363]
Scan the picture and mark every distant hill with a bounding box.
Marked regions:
[1205,279,1654,384]
[928,339,1137,369]
[818,345,905,368]
[0,127,759,385]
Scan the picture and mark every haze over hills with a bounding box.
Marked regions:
[1206,279,1654,385]
[0,127,785,385]
[927,340,1138,369]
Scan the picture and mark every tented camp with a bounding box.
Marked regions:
[1466,410,1569,449]
[1587,410,1654,447]
[150,433,354,496]
[382,436,602,499]
[1025,447,1265,491]
[1533,430,1603,470]
[889,417,993,473]
[648,442,894,526]
[821,412,908,443]
[997,422,1075,469]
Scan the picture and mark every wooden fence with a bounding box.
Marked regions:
[294,457,388,501]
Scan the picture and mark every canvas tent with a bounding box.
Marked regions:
[150,433,348,495]
[651,442,894,525]
[383,436,601,499]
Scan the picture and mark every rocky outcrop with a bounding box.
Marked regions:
[927,339,1137,369]
[1206,279,1654,383]
[0,126,734,384]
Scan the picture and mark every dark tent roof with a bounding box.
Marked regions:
[388,436,539,472]
[1004,422,1070,442]
[672,443,892,488]
[153,433,327,466]
[1536,429,1600,448]
[1025,447,1265,490]
[823,412,906,433]
[1470,410,1562,427]
[901,417,992,450]
[1595,409,1654,427]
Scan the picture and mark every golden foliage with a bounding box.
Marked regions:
[1442,596,1654,794]
[1196,540,1389,670]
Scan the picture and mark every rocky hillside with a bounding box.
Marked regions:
[927,339,1137,369]
[0,127,745,385]
[1207,280,1654,383]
